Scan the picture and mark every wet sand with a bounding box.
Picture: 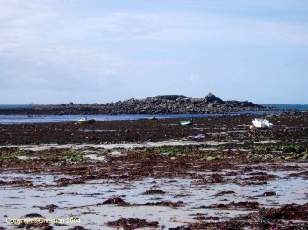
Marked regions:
[0,112,308,229]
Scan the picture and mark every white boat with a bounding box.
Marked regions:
[77,117,87,123]
[76,117,95,124]
[179,120,193,126]
[251,118,273,129]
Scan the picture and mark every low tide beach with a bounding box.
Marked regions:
[0,111,307,229]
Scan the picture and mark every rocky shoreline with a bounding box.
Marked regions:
[0,111,307,229]
[0,94,266,115]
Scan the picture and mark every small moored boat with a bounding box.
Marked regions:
[251,118,273,129]
[179,120,193,126]
[78,117,87,123]
[76,117,96,124]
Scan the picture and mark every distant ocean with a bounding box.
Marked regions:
[1,104,308,111]
[263,104,308,111]
[0,104,307,124]
[0,104,33,109]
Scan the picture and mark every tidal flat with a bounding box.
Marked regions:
[0,112,308,229]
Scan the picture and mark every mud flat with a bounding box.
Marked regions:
[0,112,308,229]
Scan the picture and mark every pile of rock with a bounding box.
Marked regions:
[0,93,265,115]
[102,93,263,114]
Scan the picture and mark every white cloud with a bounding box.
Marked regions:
[201,15,308,45]
[1,1,308,54]
[62,12,308,45]
[0,0,308,103]
[0,0,57,51]
[84,13,164,38]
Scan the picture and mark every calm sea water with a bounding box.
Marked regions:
[0,104,307,124]
[264,104,308,111]
[0,104,33,109]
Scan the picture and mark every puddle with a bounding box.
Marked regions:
[0,172,74,187]
[16,156,39,160]
[84,154,106,162]
[0,140,230,151]
[79,129,117,133]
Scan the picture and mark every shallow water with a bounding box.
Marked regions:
[0,111,274,124]
[0,140,238,152]
[1,163,307,229]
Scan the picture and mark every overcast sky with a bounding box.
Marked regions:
[0,0,308,104]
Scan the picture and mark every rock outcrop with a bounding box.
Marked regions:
[0,94,265,115]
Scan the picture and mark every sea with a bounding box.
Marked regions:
[0,104,307,124]
[264,104,308,111]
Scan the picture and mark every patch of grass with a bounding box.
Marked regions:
[63,149,84,163]
[153,145,202,157]
[251,145,273,155]
[0,148,25,161]
[156,146,182,156]
[0,155,18,161]
[250,143,308,160]
[281,144,305,154]
[155,146,199,157]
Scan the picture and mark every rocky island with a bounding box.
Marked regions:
[0,93,265,115]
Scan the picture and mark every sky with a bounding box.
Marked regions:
[0,0,308,104]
